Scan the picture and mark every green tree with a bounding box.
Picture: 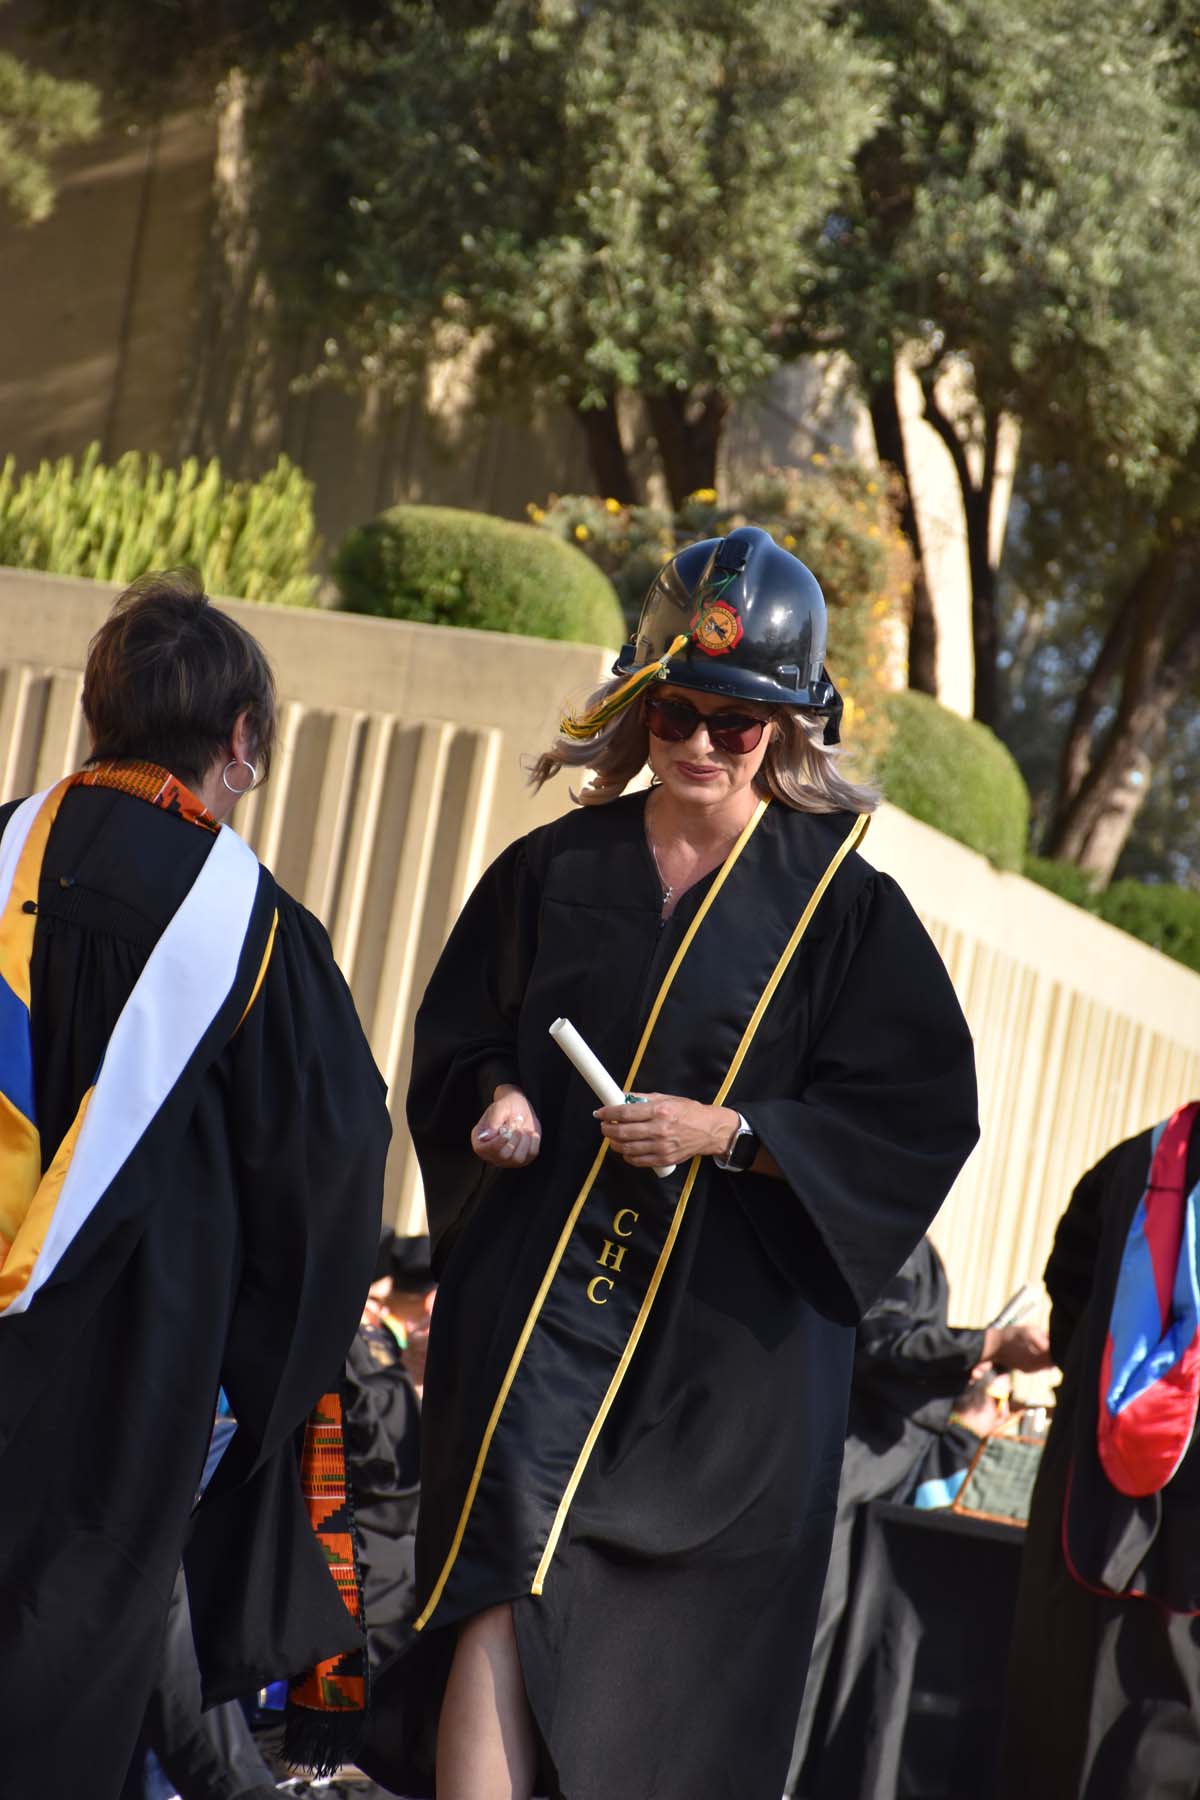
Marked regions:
[804,0,1200,725]
[29,0,387,110]
[239,0,884,507]
[1000,448,1200,885]
[0,2,98,222]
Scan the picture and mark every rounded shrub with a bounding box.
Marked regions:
[334,504,625,647]
[878,689,1030,871]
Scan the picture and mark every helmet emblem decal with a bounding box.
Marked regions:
[690,597,744,657]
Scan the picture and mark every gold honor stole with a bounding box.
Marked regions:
[0,769,271,1316]
[415,799,870,1630]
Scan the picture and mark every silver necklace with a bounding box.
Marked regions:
[648,833,675,907]
[646,815,742,911]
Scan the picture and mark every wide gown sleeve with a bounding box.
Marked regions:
[853,1242,985,1400]
[406,838,540,1262]
[185,893,392,1697]
[215,893,391,1469]
[740,872,979,1323]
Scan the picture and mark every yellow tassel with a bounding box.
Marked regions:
[560,633,690,742]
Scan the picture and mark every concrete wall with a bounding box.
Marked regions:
[3,567,1198,1327]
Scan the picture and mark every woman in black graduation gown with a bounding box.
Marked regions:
[0,574,390,1800]
[362,528,979,1800]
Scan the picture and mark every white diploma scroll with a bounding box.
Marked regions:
[549,1016,675,1179]
[988,1282,1040,1330]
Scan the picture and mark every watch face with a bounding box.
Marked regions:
[730,1129,758,1172]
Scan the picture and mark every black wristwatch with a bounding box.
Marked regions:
[714,1111,759,1173]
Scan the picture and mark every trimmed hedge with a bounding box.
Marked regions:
[334,504,625,646]
[1025,856,1200,976]
[878,688,1030,871]
[0,444,319,605]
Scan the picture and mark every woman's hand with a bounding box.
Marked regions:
[594,1095,740,1169]
[471,1084,542,1168]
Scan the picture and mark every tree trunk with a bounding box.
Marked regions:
[919,376,1003,727]
[966,475,999,728]
[1043,554,1200,878]
[868,361,938,695]
[644,388,729,509]
[1043,597,1137,849]
[574,398,638,505]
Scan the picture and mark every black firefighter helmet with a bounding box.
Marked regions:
[614,527,843,739]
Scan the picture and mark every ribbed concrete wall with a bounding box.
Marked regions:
[2,568,1198,1324]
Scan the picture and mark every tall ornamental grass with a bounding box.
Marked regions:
[0,444,319,606]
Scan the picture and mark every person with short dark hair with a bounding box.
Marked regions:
[0,572,391,1800]
[82,568,279,788]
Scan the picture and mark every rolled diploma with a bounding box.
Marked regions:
[549,1016,675,1179]
[988,1282,1040,1330]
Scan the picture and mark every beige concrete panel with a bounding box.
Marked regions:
[0,666,51,800]
[0,569,612,741]
[866,805,1200,1049]
[866,806,1200,1322]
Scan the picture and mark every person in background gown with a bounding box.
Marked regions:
[1000,1105,1200,1800]
[360,527,980,1800]
[347,1234,428,1682]
[0,572,391,1800]
[787,1236,1052,1797]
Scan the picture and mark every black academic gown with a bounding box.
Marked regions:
[788,1238,985,1794]
[361,791,978,1800]
[0,787,390,1800]
[1000,1123,1200,1800]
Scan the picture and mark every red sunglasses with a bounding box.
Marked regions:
[644,694,767,755]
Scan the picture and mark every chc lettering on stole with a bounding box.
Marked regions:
[586,1206,640,1305]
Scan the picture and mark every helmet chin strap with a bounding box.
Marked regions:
[822,680,844,746]
[559,633,690,743]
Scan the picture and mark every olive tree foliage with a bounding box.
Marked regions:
[0,1,98,222]
[28,0,388,110]
[991,7,1200,885]
[243,0,885,505]
[806,0,1200,726]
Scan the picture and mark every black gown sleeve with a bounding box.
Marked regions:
[214,892,391,1471]
[1043,1146,1114,1370]
[740,872,979,1322]
[853,1241,985,1401]
[406,838,541,1261]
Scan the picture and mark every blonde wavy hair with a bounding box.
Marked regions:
[527,677,878,814]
